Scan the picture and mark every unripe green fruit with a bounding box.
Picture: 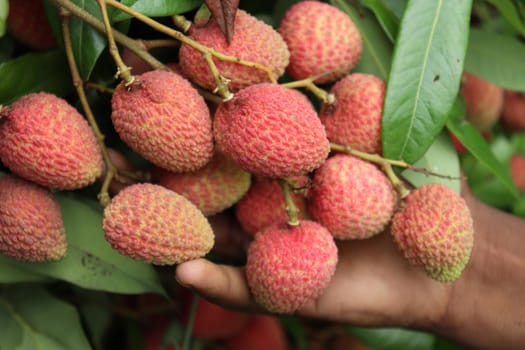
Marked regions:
[102,183,214,265]
[0,92,103,190]
[246,220,338,313]
[391,183,474,282]
[0,174,67,262]
[111,70,214,173]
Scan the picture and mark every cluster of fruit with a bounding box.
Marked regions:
[0,0,475,316]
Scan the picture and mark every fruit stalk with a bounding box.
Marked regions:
[96,0,134,85]
[278,178,300,226]
[282,76,335,104]
[183,294,200,350]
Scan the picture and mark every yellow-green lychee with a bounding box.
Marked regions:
[308,154,397,240]
[246,220,338,313]
[179,9,290,92]
[152,152,251,216]
[390,183,474,282]
[0,174,67,262]
[0,92,103,190]
[278,1,362,84]
[213,83,330,178]
[319,73,385,154]
[102,183,214,265]
[111,70,214,173]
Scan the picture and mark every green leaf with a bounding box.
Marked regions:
[446,99,518,197]
[432,336,468,350]
[346,326,435,350]
[486,0,525,37]
[75,289,112,349]
[0,263,49,284]
[332,0,393,80]
[381,0,406,20]
[0,50,72,105]
[0,193,166,296]
[0,0,7,37]
[465,29,525,91]
[512,195,525,217]
[361,0,399,41]
[382,0,472,164]
[112,0,203,22]
[0,35,14,64]
[401,132,461,193]
[0,285,91,350]
[281,316,308,350]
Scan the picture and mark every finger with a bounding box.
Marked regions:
[175,258,263,312]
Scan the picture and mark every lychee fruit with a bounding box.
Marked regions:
[0,92,104,190]
[111,70,214,173]
[246,220,338,313]
[0,174,67,262]
[179,9,290,92]
[460,72,503,131]
[510,153,525,192]
[308,154,397,240]
[501,90,525,132]
[182,294,251,340]
[319,73,386,154]
[278,1,362,84]
[224,315,288,350]
[151,152,251,216]
[390,183,474,282]
[214,83,330,178]
[102,183,214,265]
[6,0,57,50]
[235,176,309,236]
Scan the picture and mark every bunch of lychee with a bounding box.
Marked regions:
[0,0,475,317]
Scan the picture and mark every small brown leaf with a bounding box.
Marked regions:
[204,0,240,44]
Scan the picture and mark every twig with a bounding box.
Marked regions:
[278,178,301,226]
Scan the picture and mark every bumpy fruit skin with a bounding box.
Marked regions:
[214,84,330,178]
[501,91,525,132]
[102,183,214,265]
[308,154,397,240]
[0,174,67,262]
[225,315,288,350]
[278,1,362,84]
[319,73,385,154]
[510,154,525,192]
[391,183,474,282]
[179,10,290,92]
[235,177,309,236]
[111,70,214,173]
[0,92,104,190]
[246,220,338,313]
[460,72,503,131]
[7,0,57,50]
[152,152,251,216]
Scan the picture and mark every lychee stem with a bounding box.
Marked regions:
[85,82,115,94]
[182,294,200,350]
[172,15,192,33]
[204,52,234,101]
[50,0,166,71]
[283,78,335,104]
[60,12,115,206]
[278,178,300,226]
[96,0,135,86]
[104,0,277,95]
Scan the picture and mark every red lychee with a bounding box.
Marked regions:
[235,176,309,236]
[224,315,288,350]
[501,90,525,132]
[0,174,67,262]
[214,83,330,178]
[319,73,386,154]
[6,0,57,50]
[391,183,474,282]
[460,72,503,131]
[151,152,251,216]
[278,1,362,84]
[308,154,397,240]
[0,92,104,190]
[102,183,214,265]
[111,70,214,173]
[246,220,338,313]
[179,9,290,92]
